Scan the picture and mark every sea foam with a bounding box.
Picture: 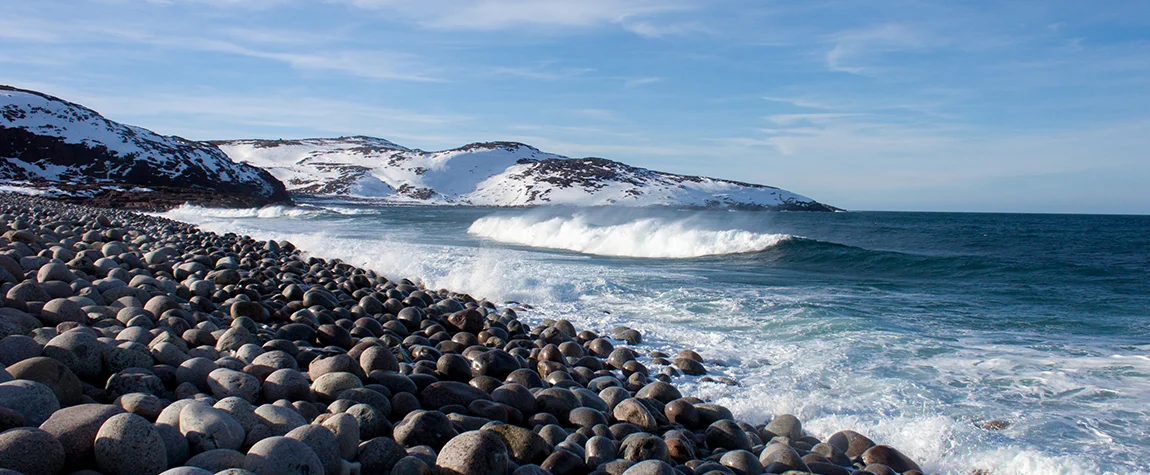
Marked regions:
[467,212,791,258]
[161,203,325,219]
[157,206,1150,474]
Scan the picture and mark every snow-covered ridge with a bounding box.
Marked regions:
[216,137,834,210]
[0,86,287,201]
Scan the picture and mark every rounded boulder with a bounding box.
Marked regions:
[94,412,169,475]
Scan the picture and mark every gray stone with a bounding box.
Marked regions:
[215,327,254,353]
[0,427,66,475]
[484,423,552,465]
[621,460,675,475]
[0,379,60,426]
[41,298,86,326]
[613,399,657,431]
[39,403,126,470]
[262,368,313,403]
[757,443,809,472]
[584,435,616,468]
[705,419,752,451]
[177,357,217,392]
[320,412,360,460]
[861,444,922,473]
[420,380,490,410]
[719,449,762,475]
[95,412,169,475]
[391,456,433,475]
[393,410,458,450]
[186,449,246,472]
[243,436,324,475]
[117,392,164,420]
[207,368,260,403]
[6,355,82,406]
[7,282,51,304]
[764,413,802,440]
[310,372,362,403]
[105,367,165,398]
[620,433,668,462]
[672,358,705,376]
[159,468,214,475]
[179,402,246,453]
[827,429,875,458]
[359,345,399,374]
[44,330,107,381]
[253,404,306,436]
[156,422,191,468]
[37,261,75,282]
[634,381,681,404]
[435,430,509,475]
[0,335,41,365]
[285,424,342,475]
[357,436,407,475]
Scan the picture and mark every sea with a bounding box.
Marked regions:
[159,202,1150,475]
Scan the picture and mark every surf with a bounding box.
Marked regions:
[467,210,793,258]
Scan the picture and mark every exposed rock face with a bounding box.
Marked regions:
[1,85,833,211]
[215,137,836,211]
[1,85,291,209]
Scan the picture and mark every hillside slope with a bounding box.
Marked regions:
[1,86,290,208]
[216,137,833,210]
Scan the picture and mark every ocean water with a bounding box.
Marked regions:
[159,202,1150,474]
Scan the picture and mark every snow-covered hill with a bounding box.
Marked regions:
[0,86,289,205]
[216,138,834,210]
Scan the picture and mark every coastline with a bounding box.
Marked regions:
[0,193,923,475]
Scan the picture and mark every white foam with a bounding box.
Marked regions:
[160,204,325,220]
[157,206,1150,475]
[0,183,53,196]
[467,212,791,258]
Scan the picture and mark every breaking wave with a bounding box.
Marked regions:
[467,212,792,258]
[160,204,327,220]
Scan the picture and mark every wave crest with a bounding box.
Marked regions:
[160,204,324,220]
[467,212,792,258]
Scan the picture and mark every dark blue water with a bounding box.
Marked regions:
[163,204,1150,474]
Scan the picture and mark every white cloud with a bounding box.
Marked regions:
[766,113,868,125]
[824,23,934,75]
[0,14,443,82]
[67,89,473,144]
[571,109,621,122]
[624,77,663,88]
[761,95,838,110]
[342,0,695,34]
[486,63,595,80]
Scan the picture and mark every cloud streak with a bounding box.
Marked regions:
[341,0,696,34]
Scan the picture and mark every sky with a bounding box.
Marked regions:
[2,0,1149,213]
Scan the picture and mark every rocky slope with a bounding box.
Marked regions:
[216,138,835,211]
[0,86,290,209]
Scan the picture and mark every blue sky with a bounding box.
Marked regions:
[3,0,1149,213]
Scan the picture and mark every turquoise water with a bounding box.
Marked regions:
[161,203,1150,474]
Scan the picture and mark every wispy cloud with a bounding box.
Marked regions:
[487,63,595,80]
[761,95,838,110]
[623,20,711,38]
[766,113,868,125]
[64,88,473,144]
[143,0,291,9]
[0,15,444,82]
[824,23,934,75]
[342,0,696,34]
[570,109,621,122]
[624,77,663,88]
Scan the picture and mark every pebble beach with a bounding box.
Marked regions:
[0,193,928,475]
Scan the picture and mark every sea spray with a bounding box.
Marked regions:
[467,210,792,258]
[162,203,327,219]
[158,203,1150,474]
